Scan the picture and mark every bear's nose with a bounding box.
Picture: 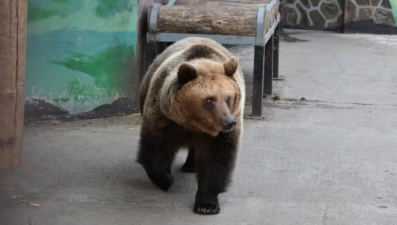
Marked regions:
[223,119,236,131]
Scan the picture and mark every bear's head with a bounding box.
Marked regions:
[170,57,242,137]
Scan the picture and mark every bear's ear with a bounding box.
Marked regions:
[223,56,239,77]
[178,63,197,86]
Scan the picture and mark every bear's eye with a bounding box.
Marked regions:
[204,97,217,105]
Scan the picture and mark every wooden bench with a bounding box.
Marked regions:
[146,0,281,119]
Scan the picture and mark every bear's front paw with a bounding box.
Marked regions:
[193,203,220,215]
[148,172,175,191]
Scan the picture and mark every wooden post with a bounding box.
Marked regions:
[0,0,27,172]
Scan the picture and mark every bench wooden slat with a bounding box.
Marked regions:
[156,5,258,36]
[176,0,267,8]
[177,0,273,4]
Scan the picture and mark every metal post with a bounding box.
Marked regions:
[147,3,161,66]
[147,37,158,66]
[252,46,265,118]
[273,24,280,80]
[264,35,274,96]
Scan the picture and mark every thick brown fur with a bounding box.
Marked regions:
[137,37,245,215]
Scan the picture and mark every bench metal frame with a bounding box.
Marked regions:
[146,1,281,119]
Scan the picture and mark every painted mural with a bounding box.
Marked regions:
[390,0,397,22]
[26,0,138,121]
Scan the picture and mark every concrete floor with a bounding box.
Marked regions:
[1,30,397,225]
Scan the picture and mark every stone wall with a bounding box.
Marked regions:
[282,0,344,30]
[344,0,397,33]
[281,0,397,33]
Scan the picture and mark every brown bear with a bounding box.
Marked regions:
[137,37,245,215]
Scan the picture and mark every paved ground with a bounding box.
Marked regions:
[1,30,397,225]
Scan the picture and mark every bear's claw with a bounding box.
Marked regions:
[193,203,220,215]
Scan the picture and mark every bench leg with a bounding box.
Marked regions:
[264,35,274,96]
[147,40,171,68]
[157,42,169,55]
[273,24,280,80]
[147,39,158,67]
[252,45,265,118]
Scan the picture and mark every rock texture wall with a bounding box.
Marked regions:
[281,0,397,32]
[344,0,397,33]
[282,0,344,30]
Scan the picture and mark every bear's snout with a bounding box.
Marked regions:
[222,118,236,132]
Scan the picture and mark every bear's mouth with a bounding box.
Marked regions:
[221,126,234,133]
[220,118,236,132]
[218,123,236,133]
[221,128,233,133]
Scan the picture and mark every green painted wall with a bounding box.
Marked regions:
[392,0,397,24]
[26,0,138,121]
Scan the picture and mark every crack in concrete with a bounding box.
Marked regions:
[266,98,397,109]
